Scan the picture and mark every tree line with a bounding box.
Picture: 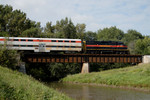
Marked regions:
[0,4,150,81]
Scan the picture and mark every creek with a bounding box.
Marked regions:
[49,82,150,100]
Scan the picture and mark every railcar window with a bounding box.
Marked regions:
[58,46,63,47]
[27,45,33,47]
[64,46,69,48]
[20,45,26,47]
[28,40,33,41]
[52,40,56,42]
[58,40,63,42]
[52,46,57,47]
[33,45,38,47]
[46,45,51,47]
[71,46,76,48]
[13,45,19,47]
[71,41,76,43]
[64,40,69,42]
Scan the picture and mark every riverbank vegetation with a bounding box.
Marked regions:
[0,66,72,100]
[62,63,150,91]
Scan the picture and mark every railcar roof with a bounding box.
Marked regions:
[0,37,81,41]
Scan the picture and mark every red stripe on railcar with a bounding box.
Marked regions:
[33,40,39,42]
[33,40,52,42]
[76,41,81,43]
[43,40,51,42]
[0,39,5,41]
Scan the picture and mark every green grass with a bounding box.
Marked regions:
[0,66,72,100]
[62,63,150,90]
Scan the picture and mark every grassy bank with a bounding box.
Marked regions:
[62,63,150,91]
[0,66,72,100]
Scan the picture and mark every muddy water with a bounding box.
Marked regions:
[49,82,150,100]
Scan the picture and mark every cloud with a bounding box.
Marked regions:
[1,0,150,35]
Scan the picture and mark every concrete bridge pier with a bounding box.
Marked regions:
[19,62,26,74]
[81,63,89,73]
[17,54,26,74]
[143,55,150,63]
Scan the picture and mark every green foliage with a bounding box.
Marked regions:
[90,63,131,72]
[0,66,72,100]
[122,29,143,45]
[0,5,13,32]
[76,23,86,40]
[0,31,9,37]
[62,63,150,90]
[0,44,20,70]
[26,63,81,81]
[54,17,77,38]
[97,26,124,41]
[121,30,143,54]
[43,22,55,38]
[135,37,150,54]
[0,4,37,37]
[84,31,97,41]
[20,27,39,37]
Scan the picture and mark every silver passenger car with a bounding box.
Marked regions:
[0,37,82,52]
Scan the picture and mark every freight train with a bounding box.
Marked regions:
[0,37,129,54]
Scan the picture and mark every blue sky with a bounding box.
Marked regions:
[1,0,150,36]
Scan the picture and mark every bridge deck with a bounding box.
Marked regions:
[24,54,142,63]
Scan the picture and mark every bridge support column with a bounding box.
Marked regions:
[19,62,26,74]
[81,63,89,73]
[143,55,150,63]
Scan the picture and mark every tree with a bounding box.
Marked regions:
[20,27,39,37]
[76,23,86,40]
[84,31,97,41]
[54,17,77,38]
[19,22,42,37]
[0,4,37,37]
[0,43,20,70]
[26,63,81,81]
[122,29,143,45]
[43,22,55,38]
[135,37,150,54]
[0,5,13,35]
[8,9,27,36]
[121,30,143,54]
[97,26,124,41]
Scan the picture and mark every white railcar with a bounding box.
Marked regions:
[0,37,82,52]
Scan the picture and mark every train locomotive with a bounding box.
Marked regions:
[0,37,129,54]
[84,41,129,54]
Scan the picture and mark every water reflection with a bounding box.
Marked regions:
[49,82,150,100]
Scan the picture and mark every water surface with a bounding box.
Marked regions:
[49,82,150,100]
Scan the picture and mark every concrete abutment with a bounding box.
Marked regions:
[81,63,89,73]
[19,62,26,74]
[143,55,150,63]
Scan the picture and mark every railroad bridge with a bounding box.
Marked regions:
[22,53,143,73]
[24,54,142,63]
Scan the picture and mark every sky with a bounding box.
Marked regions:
[1,0,150,36]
